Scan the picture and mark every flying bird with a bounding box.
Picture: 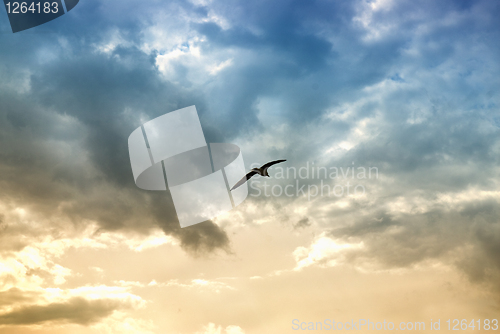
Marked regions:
[230,160,286,191]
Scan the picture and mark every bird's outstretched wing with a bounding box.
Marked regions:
[230,171,258,191]
[261,159,286,174]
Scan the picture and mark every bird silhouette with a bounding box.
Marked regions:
[230,160,286,190]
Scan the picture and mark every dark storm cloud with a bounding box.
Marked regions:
[30,47,190,186]
[0,297,129,325]
[0,0,230,252]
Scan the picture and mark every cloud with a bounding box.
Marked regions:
[293,234,364,271]
[289,197,500,297]
[0,284,146,328]
[0,0,233,255]
[293,217,311,229]
[156,279,235,293]
[0,62,230,254]
[195,323,245,334]
[116,278,236,293]
[0,296,133,325]
[0,288,40,308]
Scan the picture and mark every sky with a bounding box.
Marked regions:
[0,0,499,333]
